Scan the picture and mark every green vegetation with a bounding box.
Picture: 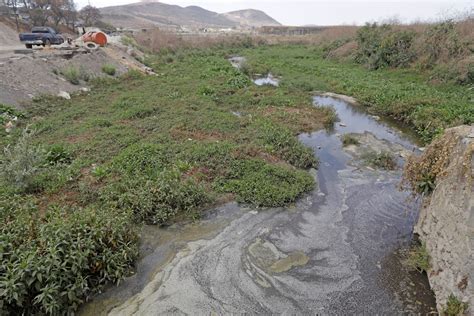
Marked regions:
[443,294,469,316]
[341,134,360,146]
[405,242,431,273]
[220,159,314,207]
[355,23,416,69]
[0,195,138,315]
[2,35,472,313]
[362,151,397,170]
[1,129,45,193]
[241,45,473,142]
[101,64,116,76]
[403,129,457,195]
[0,104,25,125]
[61,66,91,85]
[0,47,336,313]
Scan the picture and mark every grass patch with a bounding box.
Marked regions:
[102,64,116,76]
[241,45,473,142]
[220,159,314,207]
[403,129,460,195]
[362,151,397,170]
[341,134,360,146]
[443,294,468,316]
[61,66,91,85]
[405,242,431,273]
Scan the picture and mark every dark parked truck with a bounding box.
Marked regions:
[19,27,64,49]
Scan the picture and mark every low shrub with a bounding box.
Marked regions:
[0,104,25,125]
[112,143,171,176]
[405,242,431,273]
[423,21,465,65]
[362,151,397,170]
[61,66,81,85]
[45,144,73,165]
[256,120,318,169]
[402,130,456,195]
[61,66,91,85]
[0,195,138,315]
[443,294,468,316]
[355,23,416,69]
[0,129,45,192]
[220,159,314,207]
[102,64,116,76]
[101,168,210,224]
[341,134,360,146]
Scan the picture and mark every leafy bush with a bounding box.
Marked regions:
[341,134,360,146]
[403,130,456,195]
[362,151,397,170]
[227,73,251,90]
[0,195,138,315]
[443,294,468,316]
[220,159,314,207]
[176,141,235,178]
[45,144,73,165]
[61,66,81,85]
[102,168,210,224]
[102,64,116,76]
[405,242,431,273]
[61,66,91,85]
[0,104,25,125]
[256,120,318,169]
[112,143,171,176]
[0,129,45,192]
[355,23,415,69]
[423,21,464,65]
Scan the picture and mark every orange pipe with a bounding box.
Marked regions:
[82,31,107,47]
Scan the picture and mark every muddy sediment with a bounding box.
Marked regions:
[82,93,436,315]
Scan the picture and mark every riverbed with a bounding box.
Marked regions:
[81,87,437,314]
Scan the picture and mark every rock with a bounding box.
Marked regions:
[5,121,14,133]
[371,115,381,121]
[80,87,90,92]
[57,91,71,100]
[414,125,474,312]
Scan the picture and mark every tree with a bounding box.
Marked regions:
[29,0,52,26]
[62,0,76,29]
[79,5,101,26]
[5,0,20,30]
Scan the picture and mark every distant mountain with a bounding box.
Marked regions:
[222,9,281,27]
[99,2,281,29]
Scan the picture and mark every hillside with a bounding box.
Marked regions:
[99,2,281,29]
[222,9,281,27]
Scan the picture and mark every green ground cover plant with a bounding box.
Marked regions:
[241,45,473,142]
[0,47,335,314]
[443,294,469,316]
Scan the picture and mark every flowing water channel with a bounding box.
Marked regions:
[81,62,437,315]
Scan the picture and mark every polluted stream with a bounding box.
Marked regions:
[81,60,436,315]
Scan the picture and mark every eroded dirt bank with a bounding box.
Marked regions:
[82,95,436,315]
[412,125,474,312]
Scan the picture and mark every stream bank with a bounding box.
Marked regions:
[81,91,437,314]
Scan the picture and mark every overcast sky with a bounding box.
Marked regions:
[77,0,473,26]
